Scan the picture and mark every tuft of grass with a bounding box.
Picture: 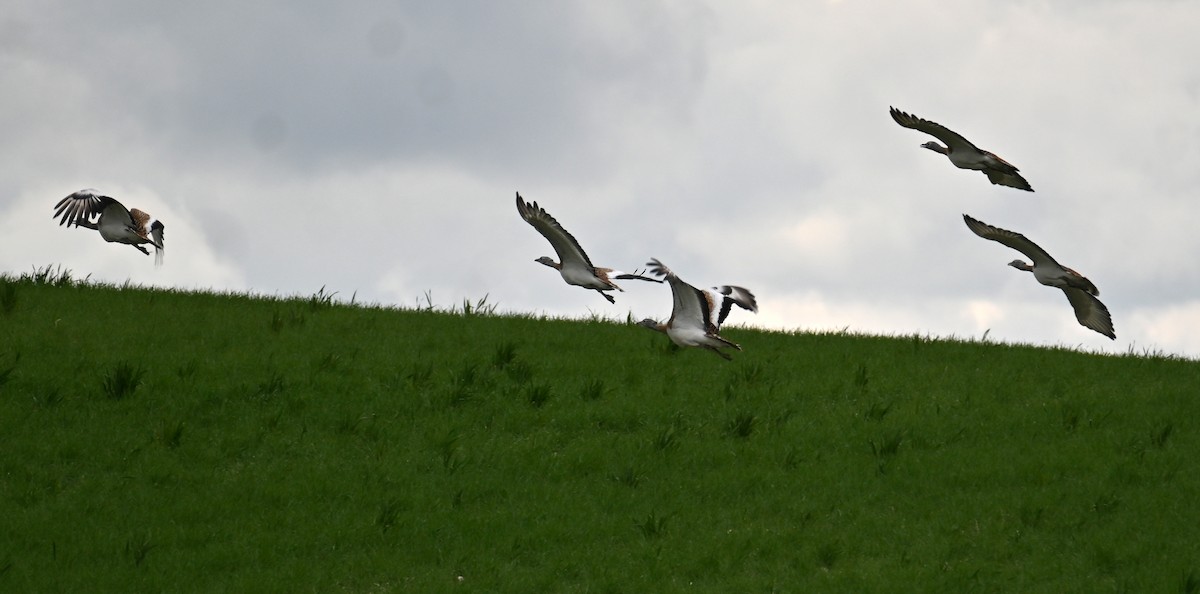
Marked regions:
[23,264,84,286]
[505,360,534,385]
[376,498,403,533]
[853,362,869,390]
[816,542,840,571]
[315,352,342,373]
[125,532,154,567]
[308,286,337,311]
[0,351,19,389]
[734,361,764,384]
[268,311,284,332]
[33,387,63,409]
[102,361,146,400]
[723,381,739,402]
[579,378,605,401]
[175,360,198,380]
[725,412,757,439]
[781,447,804,470]
[526,383,552,408]
[448,362,482,406]
[864,400,892,422]
[869,429,905,474]
[910,333,932,352]
[1182,569,1200,594]
[459,294,497,317]
[869,430,904,457]
[1151,421,1174,449]
[611,465,644,488]
[635,511,669,539]
[0,280,16,314]
[405,362,434,390]
[268,309,307,331]
[451,362,478,388]
[653,425,678,451]
[335,414,366,436]
[491,341,517,369]
[1092,493,1121,517]
[255,370,286,401]
[433,430,465,473]
[1061,404,1085,432]
[154,420,184,449]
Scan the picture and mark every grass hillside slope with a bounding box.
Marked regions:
[2,271,1199,592]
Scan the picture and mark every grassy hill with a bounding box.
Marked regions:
[3,269,1199,592]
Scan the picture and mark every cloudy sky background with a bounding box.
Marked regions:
[3,1,1198,357]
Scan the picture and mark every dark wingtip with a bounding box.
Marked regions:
[644,257,672,279]
[889,106,911,124]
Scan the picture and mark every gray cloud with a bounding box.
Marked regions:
[2,0,1199,357]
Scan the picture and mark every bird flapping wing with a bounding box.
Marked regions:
[516,192,596,269]
[984,168,1034,192]
[646,258,710,332]
[889,107,982,154]
[53,189,126,227]
[962,214,1059,268]
[1063,287,1115,339]
[706,285,758,328]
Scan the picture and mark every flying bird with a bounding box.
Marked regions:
[890,106,1033,192]
[963,214,1114,339]
[53,189,166,265]
[637,258,758,360]
[515,192,659,303]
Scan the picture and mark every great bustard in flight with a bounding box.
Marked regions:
[890,107,1033,192]
[637,258,758,360]
[516,192,658,303]
[963,214,1114,339]
[53,189,166,265]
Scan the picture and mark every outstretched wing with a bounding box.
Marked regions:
[889,107,982,154]
[962,214,1060,268]
[1062,288,1115,340]
[706,285,758,328]
[984,168,1034,192]
[516,192,595,269]
[646,258,711,332]
[53,189,128,227]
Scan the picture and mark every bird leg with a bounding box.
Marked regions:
[133,244,150,255]
[598,290,616,304]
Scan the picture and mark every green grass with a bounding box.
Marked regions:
[2,269,1200,592]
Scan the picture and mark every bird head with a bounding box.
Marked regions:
[534,256,558,269]
[1007,259,1034,272]
[920,141,948,154]
[636,318,666,334]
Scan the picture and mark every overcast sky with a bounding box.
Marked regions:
[3,1,1198,358]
